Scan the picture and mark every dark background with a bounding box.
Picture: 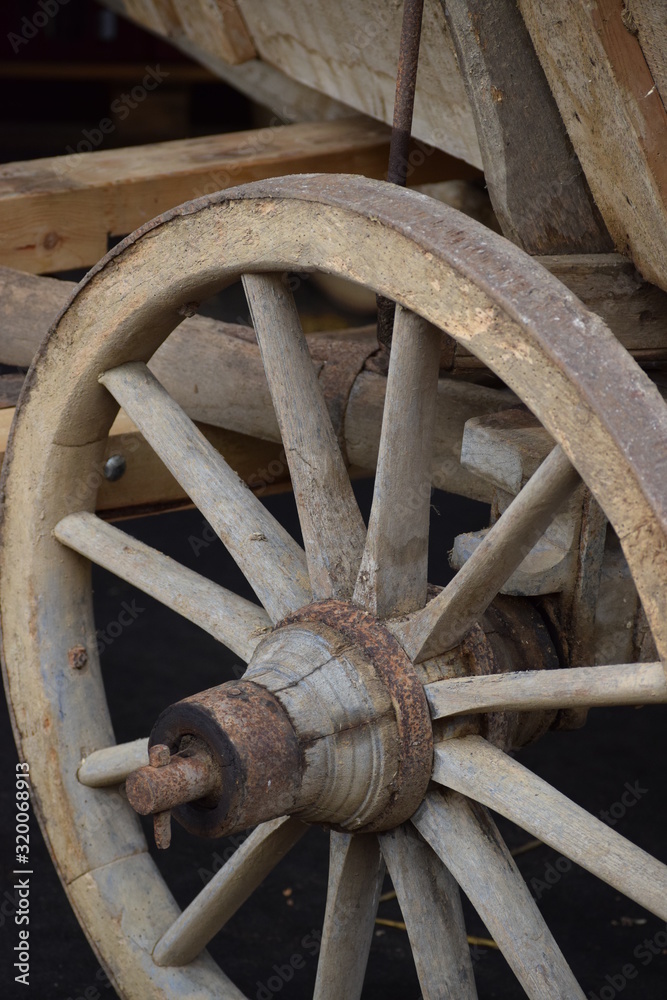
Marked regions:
[1,2,667,998]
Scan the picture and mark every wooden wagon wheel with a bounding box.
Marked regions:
[2,174,667,999]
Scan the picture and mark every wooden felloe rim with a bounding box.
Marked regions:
[1,174,666,998]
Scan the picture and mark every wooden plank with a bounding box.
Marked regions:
[443,0,612,254]
[624,1,667,103]
[236,0,483,167]
[100,0,353,121]
[174,0,256,67]
[433,735,667,921]
[118,0,178,37]
[518,0,667,292]
[0,118,460,274]
[113,0,257,66]
[535,253,667,357]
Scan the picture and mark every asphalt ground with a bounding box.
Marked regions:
[1,482,667,1000]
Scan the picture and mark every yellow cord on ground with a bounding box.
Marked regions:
[510,838,542,858]
[374,917,498,949]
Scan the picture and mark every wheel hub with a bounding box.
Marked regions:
[126,600,434,842]
[126,596,562,847]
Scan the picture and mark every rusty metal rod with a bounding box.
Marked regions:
[377,0,425,350]
[387,0,425,187]
[126,748,220,816]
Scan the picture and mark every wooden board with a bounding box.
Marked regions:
[102,0,356,124]
[4,252,667,370]
[519,0,667,292]
[0,406,290,519]
[0,118,458,274]
[235,0,483,168]
[443,0,611,255]
[624,1,667,102]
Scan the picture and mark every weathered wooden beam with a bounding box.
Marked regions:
[624,1,667,103]
[518,0,667,292]
[3,252,666,516]
[0,118,455,274]
[441,0,612,254]
[0,269,518,508]
[4,253,667,373]
[0,406,289,519]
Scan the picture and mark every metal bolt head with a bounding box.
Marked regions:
[149,744,171,768]
[68,644,88,670]
[103,454,126,482]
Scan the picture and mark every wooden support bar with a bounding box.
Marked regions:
[443,0,612,254]
[0,119,458,274]
[2,255,665,519]
[0,406,291,520]
[518,0,667,292]
[4,252,666,370]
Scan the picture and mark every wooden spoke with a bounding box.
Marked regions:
[78,738,149,787]
[153,817,307,967]
[99,363,311,622]
[425,661,667,719]
[379,823,478,1000]
[414,791,586,999]
[313,833,385,1000]
[243,272,366,600]
[353,306,441,617]
[433,735,667,921]
[394,445,580,661]
[55,512,271,662]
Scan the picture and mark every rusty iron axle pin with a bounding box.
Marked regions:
[126,740,222,849]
